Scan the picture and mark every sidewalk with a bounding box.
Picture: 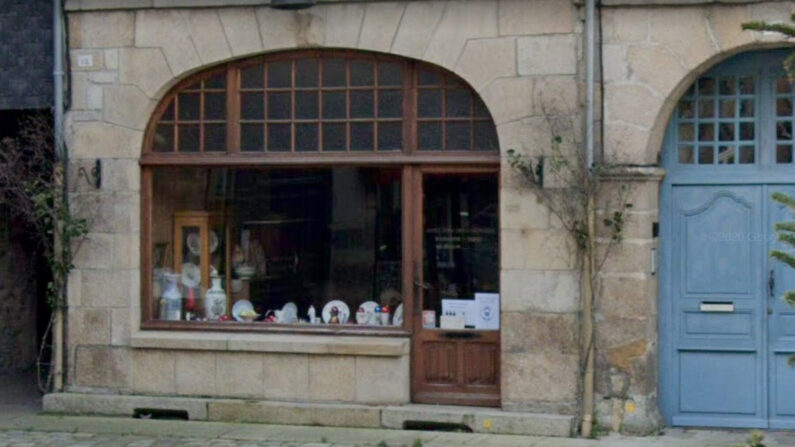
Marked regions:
[3,410,795,447]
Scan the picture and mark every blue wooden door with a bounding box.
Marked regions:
[660,50,795,428]
[767,186,795,429]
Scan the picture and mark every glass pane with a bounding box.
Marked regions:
[739,77,754,94]
[474,96,490,117]
[178,124,200,152]
[740,99,754,117]
[698,100,714,118]
[445,89,472,117]
[267,124,291,152]
[777,121,793,140]
[205,93,226,120]
[678,145,694,163]
[418,89,442,117]
[698,77,716,95]
[378,62,403,86]
[161,102,174,121]
[350,90,374,118]
[719,77,735,95]
[350,60,374,86]
[777,78,793,94]
[295,59,318,87]
[322,91,346,119]
[204,124,226,152]
[241,65,264,89]
[151,167,402,326]
[474,121,499,151]
[153,124,174,152]
[777,144,793,163]
[678,123,694,141]
[698,146,714,164]
[777,98,792,117]
[739,122,754,141]
[178,93,200,120]
[267,92,291,120]
[377,122,402,151]
[718,123,734,141]
[718,145,735,164]
[684,84,695,98]
[418,70,442,86]
[719,99,735,118]
[241,92,264,120]
[422,175,499,330]
[418,122,442,151]
[351,122,374,151]
[446,122,471,150]
[678,100,694,119]
[322,59,346,87]
[378,90,402,118]
[267,61,292,88]
[322,123,346,151]
[205,73,226,89]
[739,145,755,164]
[295,91,319,119]
[698,123,714,141]
[295,123,318,152]
[241,123,264,152]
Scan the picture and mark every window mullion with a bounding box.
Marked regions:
[227,66,241,154]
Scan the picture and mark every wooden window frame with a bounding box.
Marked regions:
[140,50,499,335]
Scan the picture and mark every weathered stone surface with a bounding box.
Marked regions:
[649,7,718,70]
[101,159,140,192]
[597,316,649,351]
[256,7,325,51]
[309,355,355,402]
[480,77,535,125]
[104,49,119,69]
[602,8,648,44]
[526,230,577,270]
[68,121,143,159]
[602,45,630,83]
[599,276,655,319]
[118,47,173,99]
[110,308,130,346]
[207,400,381,427]
[70,73,103,111]
[532,76,580,116]
[357,2,405,53]
[498,0,575,36]
[132,350,176,395]
[390,0,445,59]
[423,0,498,70]
[525,313,579,354]
[218,7,263,57]
[500,269,579,313]
[626,44,687,98]
[607,340,648,373]
[103,85,155,131]
[188,9,232,64]
[111,232,140,270]
[321,3,365,48]
[72,233,113,270]
[605,84,662,129]
[175,352,216,397]
[136,10,201,78]
[603,120,658,165]
[68,307,111,346]
[81,269,134,308]
[502,352,578,402]
[216,353,264,398]
[598,240,653,274]
[67,269,82,307]
[517,35,578,76]
[69,11,134,49]
[500,185,551,231]
[354,355,409,404]
[262,353,309,401]
[455,37,516,92]
[620,394,663,436]
[74,346,130,390]
[44,392,209,420]
[70,49,104,72]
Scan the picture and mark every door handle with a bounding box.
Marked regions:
[769,269,775,298]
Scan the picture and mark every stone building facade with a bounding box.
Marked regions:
[47,0,795,436]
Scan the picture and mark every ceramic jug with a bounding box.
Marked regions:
[205,275,227,320]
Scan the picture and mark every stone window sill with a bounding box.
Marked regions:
[130,330,410,357]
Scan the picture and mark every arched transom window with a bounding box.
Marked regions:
[141,51,501,334]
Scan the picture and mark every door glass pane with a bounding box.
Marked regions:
[422,175,499,331]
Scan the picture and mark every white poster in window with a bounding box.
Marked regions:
[474,293,500,330]
[441,299,476,328]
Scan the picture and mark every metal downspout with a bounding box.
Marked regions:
[53,0,66,393]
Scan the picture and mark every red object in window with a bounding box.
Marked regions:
[185,288,196,313]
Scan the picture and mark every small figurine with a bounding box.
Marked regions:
[308,305,316,324]
[330,306,340,324]
[381,305,390,325]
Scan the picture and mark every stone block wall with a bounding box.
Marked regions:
[63,0,585,412]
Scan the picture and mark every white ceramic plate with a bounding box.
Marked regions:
[232,300,254,322]
[281,302,298,323]
[393,303,403,326]
[181,262,201,288]
[355,301,379,325]
[186,231,219,255]
[322,300,350,324]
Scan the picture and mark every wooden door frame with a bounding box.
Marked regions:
[409,165,501,407]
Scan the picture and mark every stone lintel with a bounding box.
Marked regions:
[598,165,666,183]
[130,331,410,356]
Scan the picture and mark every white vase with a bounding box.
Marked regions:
[163,273,182,321]
[205,276,227,320]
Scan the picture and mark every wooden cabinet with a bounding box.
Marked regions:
[173,211,232,314]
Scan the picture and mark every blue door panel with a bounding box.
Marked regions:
[773,354,795,417]
[679,351,758,414]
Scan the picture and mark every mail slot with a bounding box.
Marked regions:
[699,302,735,313]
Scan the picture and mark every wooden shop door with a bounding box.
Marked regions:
[411,168,501,407]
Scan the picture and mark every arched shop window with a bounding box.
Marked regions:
[141,50,500,333]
